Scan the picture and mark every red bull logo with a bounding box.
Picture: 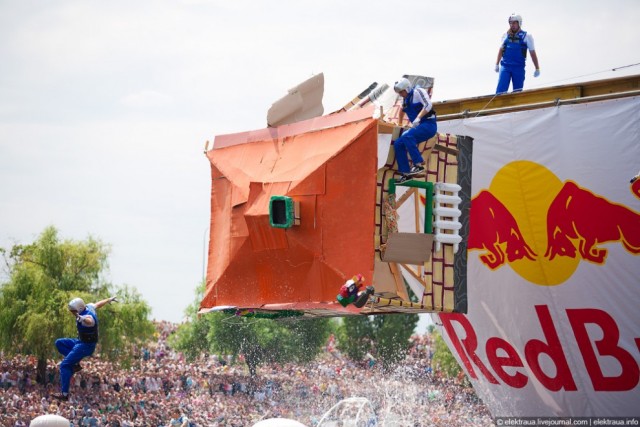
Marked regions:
[545,181,640,264]
[468,190,536,269]
[468,161,640,285]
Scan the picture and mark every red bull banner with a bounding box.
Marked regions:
[435,96,640,417]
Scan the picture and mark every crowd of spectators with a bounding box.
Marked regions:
[0,322,493,426]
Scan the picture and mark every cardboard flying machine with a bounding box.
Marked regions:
[201,74,472,319]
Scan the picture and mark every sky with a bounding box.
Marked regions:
[1,0,639,323]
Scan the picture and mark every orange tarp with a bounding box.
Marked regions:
[202,108,378,312]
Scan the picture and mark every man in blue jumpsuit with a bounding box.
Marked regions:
[393,77,437,184]
[495,13,541,94]
[52,296,117,401]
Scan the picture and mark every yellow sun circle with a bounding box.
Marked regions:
[489,161,579,285]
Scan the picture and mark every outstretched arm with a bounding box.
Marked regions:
[94,296,117,310]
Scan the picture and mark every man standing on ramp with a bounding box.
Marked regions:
[495,13,541,93]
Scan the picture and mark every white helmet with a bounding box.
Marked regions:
[393,78,412,93]
[68,297,86,312]
[508,13,522,26]
[345,279,357,292]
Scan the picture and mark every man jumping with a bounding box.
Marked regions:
[52,296,117,401]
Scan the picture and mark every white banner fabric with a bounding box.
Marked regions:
[433,96,640,417]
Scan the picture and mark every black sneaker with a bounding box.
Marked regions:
[52,392,69,401]
[396,175,411,184]
[407,165,425,176]
[72,364,82,373]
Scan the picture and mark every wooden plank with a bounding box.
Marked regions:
[376,74,639,130]
[434,144,459,156]
[399,263,425,284]
[396,187,416,207]
[388,262,410,301]
[435,86,583,116]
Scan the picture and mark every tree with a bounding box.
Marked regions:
[431,329,463,378]
[337,313,418,370]
[166,282,212,361]
[93,285,156,364]
[170,282,334,376]
[0,226,155,383]
[210,314,333,376]
[336,316,374,361]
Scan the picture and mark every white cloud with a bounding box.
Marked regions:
[120,90,173,108]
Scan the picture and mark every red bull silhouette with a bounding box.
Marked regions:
[631,173,640,199]
[545,181,640,264]
[469,190,537,269]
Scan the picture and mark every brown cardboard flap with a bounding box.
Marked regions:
[383,233,433,265]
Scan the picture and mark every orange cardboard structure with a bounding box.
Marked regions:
[203,108,380,316]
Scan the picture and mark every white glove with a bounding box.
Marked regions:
[76,314,88,323]
[534,69,540,77]
[412,117,421,127]
[495,64,499,73]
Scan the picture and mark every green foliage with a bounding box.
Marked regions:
[336,316,374,361]
[170,282,334,376]
[97,285,156,365]
[373,314,418,369]
[0,226,155,374]
[209,315,333,375]
[167,282,213,361]
[336,313,418,370]
[431,329,463,378]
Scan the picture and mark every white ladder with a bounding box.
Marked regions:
[433,182,462,253]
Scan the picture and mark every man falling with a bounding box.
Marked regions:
[52,296,117,401]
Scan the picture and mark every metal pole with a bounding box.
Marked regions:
[202,226,209,283]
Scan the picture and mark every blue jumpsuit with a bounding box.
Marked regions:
[496,30,529,94]
[394,88,437,174]
[496,30,528,94]
[55,305,98,394]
